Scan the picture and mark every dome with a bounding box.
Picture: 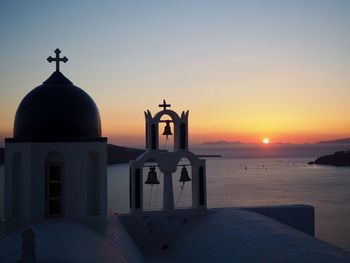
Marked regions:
[13,71,102,141]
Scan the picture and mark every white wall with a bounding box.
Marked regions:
[0,165,4,221]
[4,141,107,223]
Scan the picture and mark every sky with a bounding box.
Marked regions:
[0,0,349,147]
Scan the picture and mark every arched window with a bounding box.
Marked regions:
[87,152,100,215]
[45,152,64,218]
[12,152,22,218]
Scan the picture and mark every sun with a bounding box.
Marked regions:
[262,138,270,144]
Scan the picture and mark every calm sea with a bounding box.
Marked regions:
[109,144,350,251]
[1,144,350,251]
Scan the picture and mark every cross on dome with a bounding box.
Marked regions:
[159,99,171,111]
[47,48,68,72]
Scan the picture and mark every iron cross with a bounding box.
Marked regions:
[159,99,171,111]
[47,48,68,72]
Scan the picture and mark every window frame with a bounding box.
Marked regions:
[45,162,64,218]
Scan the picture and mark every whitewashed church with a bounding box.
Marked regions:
[1,50,350,263]
[4,50,107,226]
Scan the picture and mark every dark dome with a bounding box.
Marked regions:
[14,71,102,141]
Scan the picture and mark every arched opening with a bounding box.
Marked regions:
[87,152,100,215]
[12,152,22,218]
[45,151,64,218]
[158,114,175,152]
[135,168,141,209]
[129,166,132,209]
[173,158,192,209]
[145,122,149,149]
[151,123,157,150]
[142,160,163,211]
[199,166,205,206]
[180,123,187,149]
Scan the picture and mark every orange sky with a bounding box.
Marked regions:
[1,2,350,147]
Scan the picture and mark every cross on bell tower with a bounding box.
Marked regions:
[159,99,171,111]
[47,48,68,72]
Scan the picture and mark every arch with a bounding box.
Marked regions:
[153,109,180,124]
[135,151,200,174]
[175,151,200,167]
[45,151,64,163]
[12,152,22,218]
[45,151,64,218]
[87,151,100,215]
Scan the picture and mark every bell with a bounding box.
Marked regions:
[179,166,191,185]
[145,166,160,185]
[162,120,173,140]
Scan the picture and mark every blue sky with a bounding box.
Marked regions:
[1,0,350,146]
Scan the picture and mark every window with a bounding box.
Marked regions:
[87,152,100,215]
[12,153,22,218]
[46,163,64,217]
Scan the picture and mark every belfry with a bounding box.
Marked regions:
[129,100,207,213]
[1,49,350,263]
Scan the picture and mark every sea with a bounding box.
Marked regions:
[1,143,350,251]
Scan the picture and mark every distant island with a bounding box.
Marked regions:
[107,144,144,164]
[317,138,350,144]
[0,144,145,165]
[203,140,241,145]
[309,150,350,167]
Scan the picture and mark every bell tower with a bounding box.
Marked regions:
[129,100,207,213]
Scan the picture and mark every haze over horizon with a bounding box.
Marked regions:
[1,1,349,147]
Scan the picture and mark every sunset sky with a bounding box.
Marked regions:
[0,1,349,147]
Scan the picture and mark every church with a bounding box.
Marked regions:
[1,49,350,262]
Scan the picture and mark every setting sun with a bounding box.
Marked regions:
[262,138,270,144]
